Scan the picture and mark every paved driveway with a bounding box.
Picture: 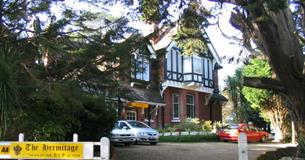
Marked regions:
[114,142,295,160]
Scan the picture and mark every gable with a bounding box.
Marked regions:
[149,26,222,66]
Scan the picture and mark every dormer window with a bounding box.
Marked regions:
[133,53,150,81]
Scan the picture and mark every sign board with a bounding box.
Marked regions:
[0,142,94,159]
[128,102,149,108]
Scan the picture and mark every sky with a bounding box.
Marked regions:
[54,0,244,89]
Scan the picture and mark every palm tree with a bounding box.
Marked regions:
[224,69,242,122]
[0,45,20,138]
[224,69,253,123]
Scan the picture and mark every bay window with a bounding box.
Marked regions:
[165,47,214,88]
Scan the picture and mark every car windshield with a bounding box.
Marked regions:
[225,125,239,129]
[128,121,149,128]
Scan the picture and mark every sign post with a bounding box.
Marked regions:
[238,133,248,160]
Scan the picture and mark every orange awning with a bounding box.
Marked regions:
[127,102,149,108]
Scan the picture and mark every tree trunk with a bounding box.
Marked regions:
[244,3,305,139]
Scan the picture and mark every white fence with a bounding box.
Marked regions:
[0,133,110,160]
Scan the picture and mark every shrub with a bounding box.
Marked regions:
[159,134,219,142]
[176,119,201,132]
[202,120,213,131]
[13,82,116,141]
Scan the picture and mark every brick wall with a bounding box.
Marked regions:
[163,87,222,126]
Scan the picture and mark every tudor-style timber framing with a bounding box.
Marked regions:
[164,46,214,88]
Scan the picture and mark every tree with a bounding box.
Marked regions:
[224,69,241,122]
[224,68,266,126]
[209,0,305,140]
[242,58,291,142]
[0,0,143,140]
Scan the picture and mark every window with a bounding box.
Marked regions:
[126,110,137,120]
[119,122,130,129]
[172,93,180,119]
[193,56,203,74]
[186,95,195,118]
[183,57,192,73]
[135,54,149,81]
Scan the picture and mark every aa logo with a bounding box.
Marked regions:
[0,146,9,153]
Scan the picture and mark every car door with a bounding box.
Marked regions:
[249,126,261,141]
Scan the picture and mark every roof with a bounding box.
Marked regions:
[149,25,222,65]
[211,93,228,101]
[120,84,165,106]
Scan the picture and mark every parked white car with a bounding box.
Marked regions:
[116,120,160,145]
[111,122,136,145]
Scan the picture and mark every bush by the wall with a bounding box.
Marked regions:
[202,120,213,131]
[159,134,219,143]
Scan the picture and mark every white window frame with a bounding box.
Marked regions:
[172,93,180,119]
[186,94,195,118]
[126,110,137,120]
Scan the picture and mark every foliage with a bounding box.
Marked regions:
[175,119,202,132]
[242,58,291,141]
[224,67,267,127]
[242,58,272,111]
[174,1,211,55]
[202,120,212,131]
[161,120,220,132]
[0,0,143,140]
[139,0,171,23]
[159,134,219,142]
[9,81,117,141]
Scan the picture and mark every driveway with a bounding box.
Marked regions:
[114,142,295,160]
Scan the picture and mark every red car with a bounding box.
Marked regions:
[217,124,269,142]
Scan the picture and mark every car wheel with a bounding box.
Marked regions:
[150,142,157,145]
[124,142,132,146]
[261,136,267,143]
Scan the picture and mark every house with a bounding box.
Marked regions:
[118,26,227,128]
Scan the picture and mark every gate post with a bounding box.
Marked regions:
[73,133,78,142]
[18,133,24,160]
[100,137,110,160]
[238,132,248,160]
[18,133,24,142]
